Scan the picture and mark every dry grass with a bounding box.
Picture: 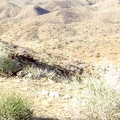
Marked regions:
[0,60,119,120]
[79,60,120,119]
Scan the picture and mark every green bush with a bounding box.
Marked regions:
[0,52,16,76]
[0,93,33,120]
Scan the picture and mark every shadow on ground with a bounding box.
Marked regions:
[0,40,84,79]
[34,117,59,120]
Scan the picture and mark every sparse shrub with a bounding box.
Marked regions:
[0,52,16,76]
[0,92,33,120]
[23,65,56,80]
[78,60,120,119]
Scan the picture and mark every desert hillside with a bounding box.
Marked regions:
[0,0,120,120]
[0,0,120,64]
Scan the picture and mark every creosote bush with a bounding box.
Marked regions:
[0,92,33,120]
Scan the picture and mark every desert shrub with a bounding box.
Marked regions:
[22,65,56,80]
[78,60,120,119]
[0,92,33,120]
[0,52,16,76]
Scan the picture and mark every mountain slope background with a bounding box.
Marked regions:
[0,0,120,65]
